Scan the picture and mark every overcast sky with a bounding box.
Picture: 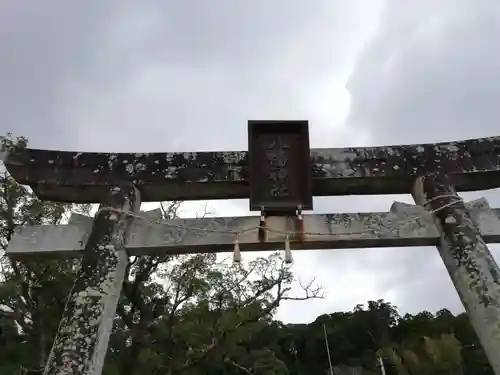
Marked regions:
[2,0,500,323]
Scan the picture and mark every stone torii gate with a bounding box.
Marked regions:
[4,121,500,375]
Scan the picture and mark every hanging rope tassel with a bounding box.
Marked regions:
[233,239,242,263]
[284,236,293,264]
[294,206,305,243]
[258,209,267,242]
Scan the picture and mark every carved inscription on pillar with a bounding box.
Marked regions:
[248,120,313,214]
[266,135,290,198]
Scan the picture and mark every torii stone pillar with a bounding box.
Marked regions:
[413,173,500,375]
[43,184,141,375]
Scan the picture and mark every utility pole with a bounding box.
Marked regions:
[323,323,334,375]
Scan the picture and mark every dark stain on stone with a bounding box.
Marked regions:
[43,184,139,374]
[419,173,500,308]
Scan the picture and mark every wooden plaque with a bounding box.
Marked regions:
[248,120,313,214]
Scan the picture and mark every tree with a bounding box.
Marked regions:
[0,133,92,374]
[378,328,465,375]
[424,333,463,375]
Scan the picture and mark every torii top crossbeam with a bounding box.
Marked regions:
[3,128,500,204]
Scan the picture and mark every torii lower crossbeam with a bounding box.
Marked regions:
[7,198,500,259]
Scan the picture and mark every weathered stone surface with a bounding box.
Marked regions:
[8,199,500,259]
[43,184,140,375]
[4,136,500,202]
[68,208,162,226]
[412,174,500,375]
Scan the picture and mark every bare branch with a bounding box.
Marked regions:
[282,277,325,301]
[225,358,252,374]
[160,201,182,220]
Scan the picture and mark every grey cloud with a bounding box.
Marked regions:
[0,1,115,147]
[346,0,500,144]
[335,0,500,317]
[1,1,375,150]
